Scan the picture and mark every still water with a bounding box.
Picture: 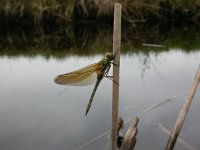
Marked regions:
[0,49,200,150]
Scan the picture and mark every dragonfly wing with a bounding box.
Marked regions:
[54,63,100,86]
[70,73,97,86]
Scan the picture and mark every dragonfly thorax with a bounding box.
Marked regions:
[99,57,111,73]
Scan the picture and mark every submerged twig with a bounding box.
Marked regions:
[73,130,110,150]
[157,123,196,150]
[72,88,197,150]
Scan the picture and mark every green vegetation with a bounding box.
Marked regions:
[0,0,200,25]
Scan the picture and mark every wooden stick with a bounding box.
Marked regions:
[165,65,200,150]
[157,124,196,150]
[112,3,121,150]
[120,117,139,150]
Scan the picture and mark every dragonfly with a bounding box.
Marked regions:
[54,52,115,115]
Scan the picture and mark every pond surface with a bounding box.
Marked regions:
[0,49,200,150]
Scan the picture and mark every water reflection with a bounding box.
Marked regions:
[0,50,200,150]
[1,23,200,58]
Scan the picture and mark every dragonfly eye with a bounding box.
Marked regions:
[105,53,114,60]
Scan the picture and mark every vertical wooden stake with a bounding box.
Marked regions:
[112,3,121,150]
[165,65,200,150]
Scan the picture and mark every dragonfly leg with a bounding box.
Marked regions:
[104,65,119,85]
[105,65,111,76]
[111,61,119,66]
[106,75,113,78]
[112,47,120,66]
[106,75,119,85]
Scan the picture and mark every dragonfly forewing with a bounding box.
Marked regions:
[54,63,100,86]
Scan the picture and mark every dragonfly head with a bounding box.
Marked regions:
[105,52,114,61]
